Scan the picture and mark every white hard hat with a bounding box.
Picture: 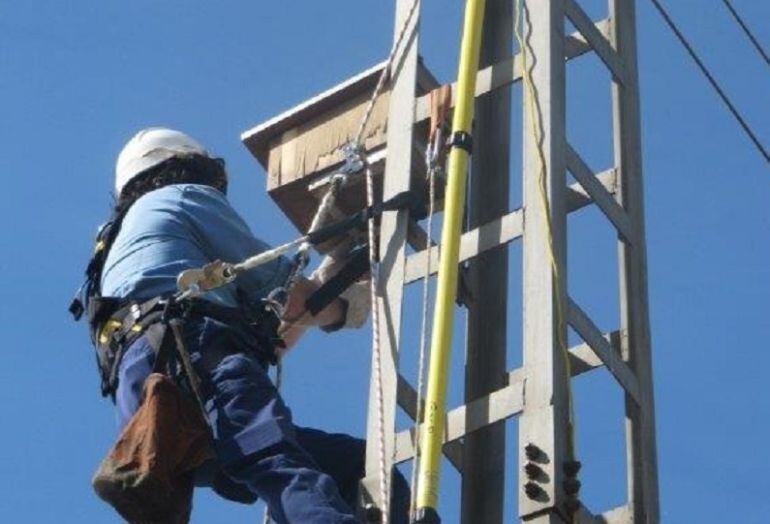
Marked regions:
[115,127,209,195]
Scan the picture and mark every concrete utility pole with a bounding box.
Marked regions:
[461,1,511,522]
[243,1,659,522]
[358,0,659,522]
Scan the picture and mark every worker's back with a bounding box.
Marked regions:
[101,183,291,309]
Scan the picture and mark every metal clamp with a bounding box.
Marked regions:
[176,260,236,298]
[341,142,365,175]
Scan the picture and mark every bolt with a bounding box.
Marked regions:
[525,443,542,461]
[524,462,544,480]
[563,460,582,477]
[563,478,581,496]
[524,481,545,500]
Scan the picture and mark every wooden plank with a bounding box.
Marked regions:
[567,298,641,403]
[359,0,420,516]
[519,0,570,518]
[403,170,616,285]
[610,0,660,521]
[242,61,388,165]
[566,144,634,243]
[413,20,612,124]
[395,374,464,471]
[462,2,511,522]
[564,0,626,84]
[394,372,525,464]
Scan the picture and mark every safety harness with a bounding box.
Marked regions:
[70,187,421,399]
[68,205,284,399]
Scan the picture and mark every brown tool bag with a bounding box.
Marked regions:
[92,318,214,524]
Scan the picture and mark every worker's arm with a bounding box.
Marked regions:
[277,276,347,349]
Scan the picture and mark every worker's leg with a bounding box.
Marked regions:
[187,317,358,524]
[115,320,358,524]
[295,427,412,524]
[115,335,155,430]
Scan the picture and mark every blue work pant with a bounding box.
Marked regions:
[115,316,409,523]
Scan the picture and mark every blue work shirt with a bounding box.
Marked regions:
[101,184,293,309]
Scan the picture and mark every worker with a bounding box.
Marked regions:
[72,127,409,523]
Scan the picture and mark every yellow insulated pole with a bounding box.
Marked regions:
[413,0,486,522]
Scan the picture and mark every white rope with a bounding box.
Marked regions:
[408,163,437,515]
[364,162,390,524]
[228,171,346,293]
[297,173,347,256]
[353,0,421,147]
[232,237,305,275]
[353,3,421,518]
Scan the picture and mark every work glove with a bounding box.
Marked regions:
[310,245,371,330]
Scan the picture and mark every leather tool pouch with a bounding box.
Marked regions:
[92,372,214,523]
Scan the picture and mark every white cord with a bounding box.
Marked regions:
[408,164,437,516]
[353,0,421,147]
[364,162,390,524]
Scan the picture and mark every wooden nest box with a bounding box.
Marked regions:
[241,60,438,252]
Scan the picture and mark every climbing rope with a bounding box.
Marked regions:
[349,1,423,518]
[353,0,421,147]
[363,158,390,524]
[408,146,440,516]
[409,84,450,515]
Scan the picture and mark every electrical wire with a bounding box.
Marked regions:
[514,0,577,461]
[720,0,770,66]
[648,0,770,165]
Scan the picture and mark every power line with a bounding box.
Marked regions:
[720,0,770,67]
[648,0,770,165]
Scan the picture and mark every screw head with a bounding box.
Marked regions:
[563,478,582,496]
[524,481,545,500]
[525,443,542,461]
[563,460,582,477]
[524,462,544,480]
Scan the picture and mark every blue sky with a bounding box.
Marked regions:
[1,1,768,522]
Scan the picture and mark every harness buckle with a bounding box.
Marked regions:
[176,260,235,298]
[98,319,123,346]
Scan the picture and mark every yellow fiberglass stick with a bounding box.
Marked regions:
[413,0,486,521]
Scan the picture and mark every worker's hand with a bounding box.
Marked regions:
[277,277,348,348]
[310,249,372,330]
[309,251,344,287]
[280,277,315,326]
[338,280,371,329]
